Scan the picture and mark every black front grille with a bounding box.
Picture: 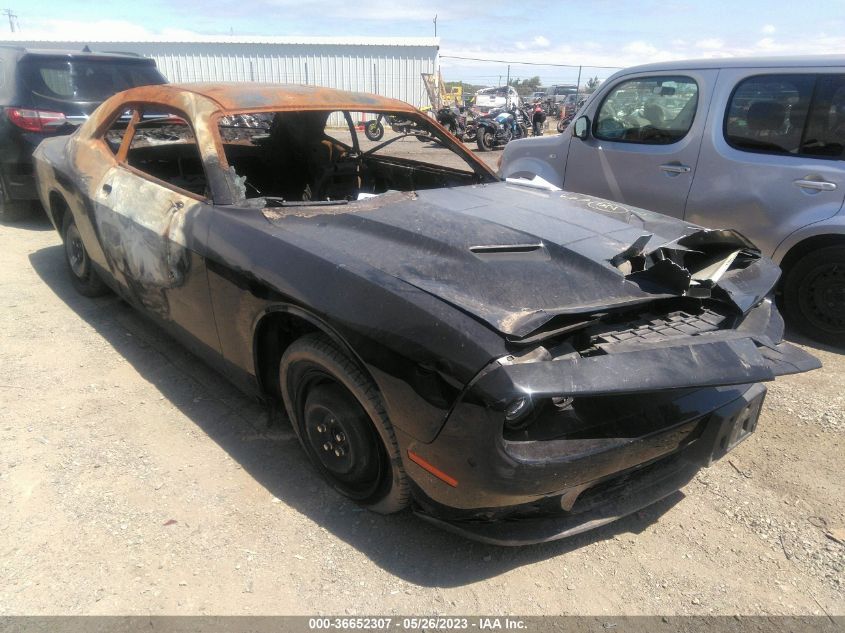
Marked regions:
[589,308,727,351]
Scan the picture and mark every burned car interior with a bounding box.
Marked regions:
[113,112,209,196]
[216,109,494,205]
[106,106,495,206]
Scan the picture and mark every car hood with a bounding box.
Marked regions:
[269,183,777,339]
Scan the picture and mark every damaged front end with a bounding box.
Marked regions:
[404,228,819,545]
[489,227,817,396]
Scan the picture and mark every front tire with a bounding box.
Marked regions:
[280,333,410,513]
[364,120,384,142]
[62,212,109,297]
[477,127,494,151]
[782,245,845,346]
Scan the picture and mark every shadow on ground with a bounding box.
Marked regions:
[1,204,53,231]
[30,243,683,587]
[784,327,844,357]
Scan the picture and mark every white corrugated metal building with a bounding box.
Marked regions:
[0,36,440,109]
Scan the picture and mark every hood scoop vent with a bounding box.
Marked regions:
[470,243,548,262]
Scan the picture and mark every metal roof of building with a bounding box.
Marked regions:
[0,35,440,47]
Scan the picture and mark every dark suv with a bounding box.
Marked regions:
[0,46,166,220]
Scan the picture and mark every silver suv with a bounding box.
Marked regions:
[500,56,845,345]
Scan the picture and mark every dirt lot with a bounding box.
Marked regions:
[0,207,843,617]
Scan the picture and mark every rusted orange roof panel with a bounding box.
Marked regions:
[116,83,418,113]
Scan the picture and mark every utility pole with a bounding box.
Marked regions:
[433,14,437,37]
[505,64,511,105]
[3,9,18,33]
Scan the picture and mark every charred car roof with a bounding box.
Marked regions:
[93,82,418,115]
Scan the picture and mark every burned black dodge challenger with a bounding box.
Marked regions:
[33,84,819,545]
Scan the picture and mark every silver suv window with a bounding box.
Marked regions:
[725,73,844,159]
[594,75,698,144]
[725,74,814,156]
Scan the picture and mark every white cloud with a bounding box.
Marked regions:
[533,35,550,48]
[695,38,724,50]
[13,18,207,41]
[761,24,776,34]
[623,40,660,56]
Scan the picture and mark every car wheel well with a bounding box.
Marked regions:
[779,234,845,279]
[48,191,69,235]
[254,311,322,400]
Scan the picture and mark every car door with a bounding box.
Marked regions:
[564,70,717,219]
[92,107,221,356]
[685,69,845,259]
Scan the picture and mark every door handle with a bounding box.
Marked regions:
[794,178,837,192]
[659,163,691,174]
[102,183,112,194]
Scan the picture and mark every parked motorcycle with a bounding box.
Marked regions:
[475,106,529,151]
[557,114,573,133]
[436,105,476,142]
[363,114,429,142]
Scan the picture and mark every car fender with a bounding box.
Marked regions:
[498,133,572,187]
[771,210,845,265]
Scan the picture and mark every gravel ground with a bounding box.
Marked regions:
[0,206,842,617]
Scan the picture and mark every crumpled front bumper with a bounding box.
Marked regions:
[413,383,768,546]
[401,298,819,544]
[472,314,819,406]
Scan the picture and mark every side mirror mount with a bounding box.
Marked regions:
[573,115,590,140]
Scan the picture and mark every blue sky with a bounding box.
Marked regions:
[7,0,845,85]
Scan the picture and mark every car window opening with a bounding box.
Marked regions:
[217,109,496,207]
[124,112,209,196]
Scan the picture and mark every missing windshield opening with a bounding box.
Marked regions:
[217,109,495,206]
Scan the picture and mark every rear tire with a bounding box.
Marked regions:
[62,212,110,297]
[0,179,30,222]
[782,245,845,346]
[280,333,410,513]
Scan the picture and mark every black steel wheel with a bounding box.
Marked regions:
[783,245,845,346]
[280,333,410,512]
[62,211,110,297]
[303,384,383,499]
